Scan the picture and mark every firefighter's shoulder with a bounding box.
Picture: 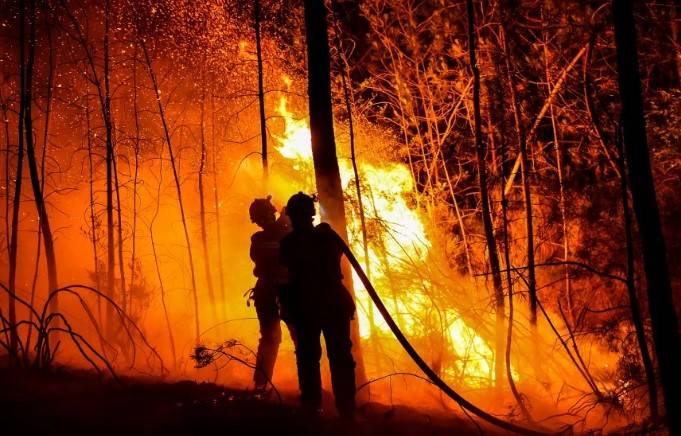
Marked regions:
[315,222,333,232]
[250,230,266,243]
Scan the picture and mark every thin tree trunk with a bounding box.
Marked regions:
[27,12,55,352]
[141,40,201,342]
[438,147,474,277]
[150,145,177,368]
[303,0,366,385]
[60,0,116,336]
[542,9,574,326]
[366,184,404,331]
[612,2,681,432]
[499,119,532,421]
[329,12,379,355]
[85,98,101,321]
[129,43,141,316]
[671,0,681,85]
[503,44,588,197]
[1,90,10,257]
[112,141,127,314]
[330,4,371,286]
[210,89,227,317]
[341,58,378,340]
[104,0,116,337]
[254,0,268,179]
[466,0,505,390]
[500,26,537,328]
[24,0,59,319]
[198,73,217,323]
[8,0,27,362]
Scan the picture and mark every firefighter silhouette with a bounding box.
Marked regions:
[279,192,356,419]
[248,196,295,394]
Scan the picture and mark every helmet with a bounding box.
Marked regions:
[249,196,277,223]
[285,192,316,218]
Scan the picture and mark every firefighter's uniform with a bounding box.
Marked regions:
[279,194,356,418]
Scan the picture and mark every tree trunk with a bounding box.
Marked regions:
[542,8,574,325]
[112,142,127,313]
[104,0,116,337]
[130,43,141,316]
[1,89,10,257]
[670,0,681,86]
[499,107,531,421]
[303,0,366,385]
[330,1,373,331]
[199,74,217,323]
[466,0,505,390]
[500,25,537,328]
[254,0,268,179]
[24,0,59,319]
[7,0,27,362]
[150,145,177,368]
[211,89,227,317]
[616,125,659,420]
[27,10,56,353]
[85,98,101,321]
[612,2,681,431]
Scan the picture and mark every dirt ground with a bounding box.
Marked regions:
[0,365,496,435]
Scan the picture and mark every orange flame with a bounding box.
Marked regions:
[273,95,514,386]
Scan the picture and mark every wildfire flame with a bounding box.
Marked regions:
[274,96,512,386]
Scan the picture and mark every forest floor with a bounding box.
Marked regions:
[0,365,495,435]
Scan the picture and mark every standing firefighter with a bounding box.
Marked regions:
[249,196,295,394]
[279,192,356,419]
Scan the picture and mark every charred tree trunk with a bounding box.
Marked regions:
[542,8,574,325]
[211,89,227,316]
[104,0,116,337]
[500,26,537,329]
[466,0,505,390]
[330,0,372,300]
[303,0,366,384]
[27,10,55,352]
[616,125,659,421]
[671,0,681,86]
[24,0,59,318]
[1,90,10,257]
[61,0,116,335]
[85,98,101,321]
[7,0,28,361]
[129,43,141,316]
[199,75,217,322]
[112,142,127,313]
[612,2,681,431]
[498,92,532,422]
[254,0,268,179]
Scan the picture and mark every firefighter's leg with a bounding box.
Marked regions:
[254,294,282,388]
[323,316,356,418]
[285,321,298,348]
[294,321,323,410]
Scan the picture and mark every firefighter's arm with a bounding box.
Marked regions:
[317,223,344,256]
[250,233,262,263]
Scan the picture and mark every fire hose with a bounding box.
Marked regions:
[333,233,551,436]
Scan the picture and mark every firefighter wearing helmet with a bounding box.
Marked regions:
[248,196,295,395]
[279,192,357,419]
